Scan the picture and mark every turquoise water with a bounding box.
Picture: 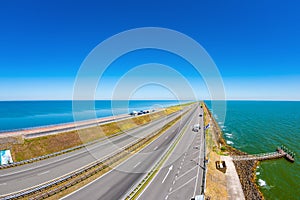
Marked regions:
[206,101,300,200]
[1,100,298,199]
[0,100,185,132]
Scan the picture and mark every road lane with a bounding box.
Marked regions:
[0,105,194,195]
[137,105,204,200]
[61,105,199,200]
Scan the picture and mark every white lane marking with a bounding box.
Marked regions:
[193,137,202,197]
[169,187,173,192]
[1,114,180,178]
[172,180,175,185]
[135,108,198,200]
[162,165,173,183]
[165,136,169,139]
[165,195,169,199]
[61,110,189,200]
[154,146,158,151]
[169,177,196,195]
[191,155,200,161]
[37,171,50,176]
[0,183,7,186]
[176,166,197,180]
[134,162,141,168]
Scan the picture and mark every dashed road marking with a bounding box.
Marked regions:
[134,162,141,168]
[37,171,50,176]
[176,166,197,180]
[169,177,196,195]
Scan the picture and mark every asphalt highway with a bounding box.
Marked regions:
[0,105,193,196]
[62,104,202,200]
[137,106,204,200]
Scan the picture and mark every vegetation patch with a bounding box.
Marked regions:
[202,102,228,199]
[10,104,188,162]
[27,113,183,200]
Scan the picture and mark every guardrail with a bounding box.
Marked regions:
[0,130,156,199]
[124,108,195,200]
[0,111,180,170]
[0,136,103,170]
[0,110,190,200]
[200,103,207,195]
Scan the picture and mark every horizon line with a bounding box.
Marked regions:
[0,99,299,102]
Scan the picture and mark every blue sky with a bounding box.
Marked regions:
[0,0,299,100]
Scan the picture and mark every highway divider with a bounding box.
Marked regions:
[0,110,182,170]
[0,108,192,200]
[124,107,195,200]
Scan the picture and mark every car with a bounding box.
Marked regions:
[191,195,204,200]
[192,124,200,132]
[199,114,203,117]
[130,111,138,116]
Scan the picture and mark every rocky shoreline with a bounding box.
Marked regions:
[203,103,263,200]
[230,149,264,200]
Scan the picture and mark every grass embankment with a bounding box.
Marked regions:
[31,112,184,200]
[10,104,186,162]
[203,102,263,200]
[202,102,228,199]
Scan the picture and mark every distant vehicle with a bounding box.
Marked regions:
[130,111,138,116]
[191,195,204,200]
[192,124,200,132]
[131,109,151,116]
[199,114,203,117]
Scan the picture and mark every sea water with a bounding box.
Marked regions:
[206,101,300,200]
[0,100,184,132]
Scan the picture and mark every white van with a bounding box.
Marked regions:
[192,124,200,132]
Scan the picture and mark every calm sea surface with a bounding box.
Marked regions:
[206,101,300,200]
[0,100,184,132]
[1,100,299,199]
